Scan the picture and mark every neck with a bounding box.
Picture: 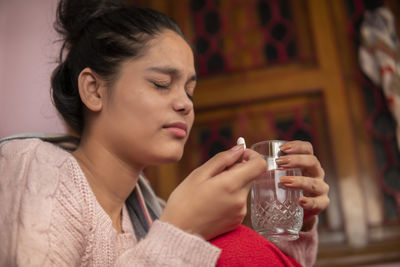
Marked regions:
[72,136,143,232]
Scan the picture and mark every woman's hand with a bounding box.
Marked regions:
[276,140,330,230]
[160,145,267,240]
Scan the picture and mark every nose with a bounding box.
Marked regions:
[172,90,193,115]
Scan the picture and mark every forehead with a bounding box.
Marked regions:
[138,30,195,74]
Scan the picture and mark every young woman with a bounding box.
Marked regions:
[0,0,329,266]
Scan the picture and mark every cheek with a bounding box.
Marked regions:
[105,93,156,141]
[113,88,158,121]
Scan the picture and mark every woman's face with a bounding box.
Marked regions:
[99,30,196,166]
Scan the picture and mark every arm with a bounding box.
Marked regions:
[1,139,219,267]
[115,220,221,266]
[116,147,267,266]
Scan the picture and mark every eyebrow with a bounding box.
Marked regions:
[145,66,197,82]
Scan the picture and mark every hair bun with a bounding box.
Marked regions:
[55,0,124,48]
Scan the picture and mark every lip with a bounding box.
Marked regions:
[163,122,188,138]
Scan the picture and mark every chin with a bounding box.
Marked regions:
[146,139,186,164]
[150,149,184,165]
[162,152,184,163]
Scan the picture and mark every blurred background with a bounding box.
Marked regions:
[1,0,400,266]
[138,0,400,265]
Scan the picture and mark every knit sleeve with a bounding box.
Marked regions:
[0,139,87,266]
[272,216,319,267]
[115,220,221,267]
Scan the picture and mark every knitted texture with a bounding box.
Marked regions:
[0,139,220,266]
[0,138,317,266]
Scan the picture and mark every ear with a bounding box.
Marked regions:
[78,67,106,112]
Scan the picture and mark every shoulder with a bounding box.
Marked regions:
[1,138,71,165]
[0,138,90,265]
[0,138,41,160]
[0,138,73,198]
[0,138,92,216]
[0,138,72,200]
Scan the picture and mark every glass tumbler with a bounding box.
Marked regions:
[250,140,303,241]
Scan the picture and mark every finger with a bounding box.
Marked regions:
[275,154,324,178]
[279,176,329,196]
[280,140,313,155]
[199,145,245,178]
[299,195,330,214]
[217,149,267,188]
[238,172,254,195]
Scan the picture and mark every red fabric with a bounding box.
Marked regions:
[210,225,302,267]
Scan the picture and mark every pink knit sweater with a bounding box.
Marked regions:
[0,139,318,266]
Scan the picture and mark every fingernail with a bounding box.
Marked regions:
[280,177,294,183]
[231,144,243,151]
[280,143,291,151]
[275,157,289,165]
[299,199,307,207]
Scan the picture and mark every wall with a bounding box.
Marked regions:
[0,0,66,138]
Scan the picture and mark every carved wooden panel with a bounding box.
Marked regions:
[130,0,400,261]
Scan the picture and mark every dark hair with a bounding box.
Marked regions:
[51,0,186,135]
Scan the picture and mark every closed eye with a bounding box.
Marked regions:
[152,82,170,89]
[186,92,194,102]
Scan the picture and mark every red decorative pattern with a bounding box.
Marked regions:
[196,102,321,163]
[190,0,299,76]
[200,121,234,162]
[192,0,227,75]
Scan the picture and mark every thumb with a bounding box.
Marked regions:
[199,145,245,178]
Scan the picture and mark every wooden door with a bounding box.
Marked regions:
[130,0,400,264]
